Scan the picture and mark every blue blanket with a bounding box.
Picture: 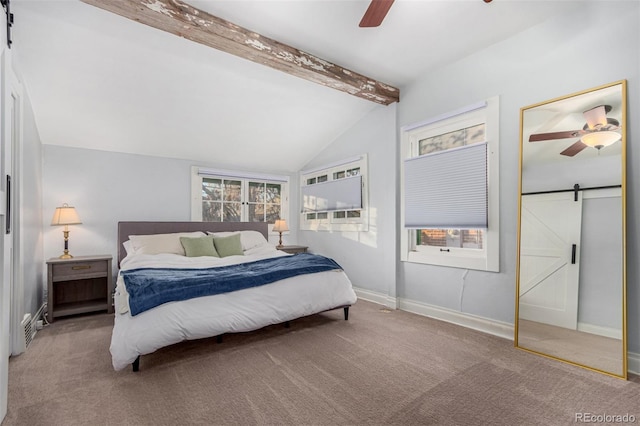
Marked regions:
[121,253,343,316]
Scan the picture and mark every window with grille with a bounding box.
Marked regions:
[300,155,368,232]
[191,167,288,224]
[401,98,500,272]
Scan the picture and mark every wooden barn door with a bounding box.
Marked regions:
[519,192,582,330]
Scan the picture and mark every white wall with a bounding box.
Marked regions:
[42,146,296,276]
[298,104,397,301]
[396,1,639,350]
[19,87,44,317]
[522,155,621,194]
[578,195,622,330]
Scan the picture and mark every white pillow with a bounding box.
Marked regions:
[128,231,206,255]
[208,230,268,251]
[122,240,134,255]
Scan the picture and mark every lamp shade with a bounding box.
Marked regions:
[272,219,289,233]
[51,204,82,226]
[581,131,620,150]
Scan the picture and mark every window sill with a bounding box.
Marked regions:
[301,222,368,232]
[403,250,498,272]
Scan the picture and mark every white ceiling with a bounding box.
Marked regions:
[12,0,581,173]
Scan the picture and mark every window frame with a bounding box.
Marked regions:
[300,155,368,232]
[190,166,289,224]
[400,98,500,272]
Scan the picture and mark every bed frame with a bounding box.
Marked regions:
[117,221,350,372]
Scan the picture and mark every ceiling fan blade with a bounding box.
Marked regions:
[559,140,588,157]
[359,0,395,28]
[583,105,611,130]
[529,130,584,142]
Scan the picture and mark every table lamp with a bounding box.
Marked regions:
[272,219,289,248]
[51,203,82,259]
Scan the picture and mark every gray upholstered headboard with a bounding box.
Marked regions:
[117,221,269,267]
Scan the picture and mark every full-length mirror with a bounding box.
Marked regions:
[515,80,627,378]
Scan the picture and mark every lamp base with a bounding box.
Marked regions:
[60,229,73,259]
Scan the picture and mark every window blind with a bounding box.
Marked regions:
[302,176,362,212]
[404,142,487,229]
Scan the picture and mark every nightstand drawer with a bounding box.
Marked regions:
[52,260,108,281]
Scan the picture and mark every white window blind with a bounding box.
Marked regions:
[404,142,488,229]
[302,175,362,212]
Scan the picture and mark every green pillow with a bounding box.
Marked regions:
[180,236,219,258]
[213,233,243,257]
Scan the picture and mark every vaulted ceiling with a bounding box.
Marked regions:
[12,0,580,173]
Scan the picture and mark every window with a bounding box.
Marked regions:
[400,98,500,272]
[300,155,368,232]
[191,167,289,223]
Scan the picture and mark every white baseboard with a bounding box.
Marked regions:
[398,297,514,341]
[577,322,622,340]
[34,303,46,323]
[353,287,397,309]
[628,351,640,375]
[30,303,46,345]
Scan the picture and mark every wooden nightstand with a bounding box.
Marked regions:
[277,245,308,254]
[46,255,113,322]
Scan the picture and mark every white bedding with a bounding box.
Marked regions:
[110,245,357,370]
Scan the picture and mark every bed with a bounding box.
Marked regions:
[111,221,357,371]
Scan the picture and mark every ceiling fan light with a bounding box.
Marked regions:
[580,131,620,150]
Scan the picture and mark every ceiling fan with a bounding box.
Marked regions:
[528,104,621,156]
[359,0,493,28]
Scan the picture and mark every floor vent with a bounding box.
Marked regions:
[21,313,35,348]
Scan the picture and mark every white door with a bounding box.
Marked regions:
[0,48,13,423]
[519,191,582,329]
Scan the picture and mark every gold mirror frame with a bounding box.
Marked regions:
[515,80,627,379]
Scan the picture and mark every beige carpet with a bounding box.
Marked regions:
[4,300,639,425]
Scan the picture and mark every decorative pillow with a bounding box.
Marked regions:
[128,232,205,255]
[213,233,244,257]
[180,236,219,257]
[208,231,268,251]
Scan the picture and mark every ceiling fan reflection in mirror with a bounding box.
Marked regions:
[359,0,494,28]
[528,105,621,156]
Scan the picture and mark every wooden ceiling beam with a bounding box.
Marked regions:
[80,0,400,105]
